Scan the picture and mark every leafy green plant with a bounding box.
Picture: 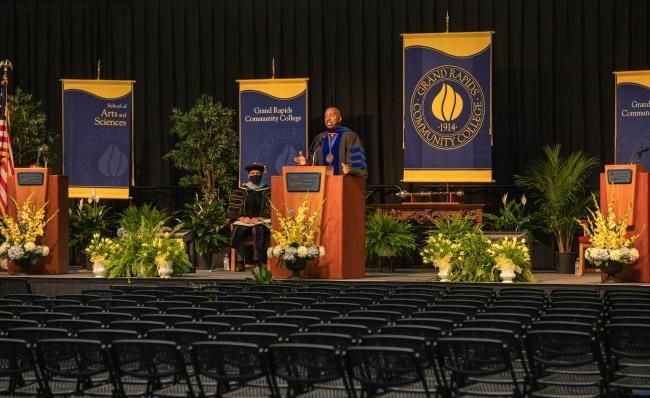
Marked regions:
[365,212,417,258]
[164,95,239,200]
[104,221,191,280]
[69,197,113,254]
[448,233,497,282]
[246,266,275,284]
[8,88,57,166]
[118,204,169,234]
[421,220,536,282]
[483,193,531,231]
[180,194,229,255]
[428,216,480,241]
[515,145,598,253]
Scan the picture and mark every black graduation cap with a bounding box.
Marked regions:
[245,163,266,173]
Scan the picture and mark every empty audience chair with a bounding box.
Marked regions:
[224,308,277,321]
[265,315,321,329]
[347,346,436,396]
[20,311,73,326]
[177,321,231,336]
[108,339,196,397]
[241,322,300,339]
[287,309,339,322]
[605,323,650,394]
[269,343,352,396]
[308,323,369,340]
[76,329,138,344]
[139,313,193,326]
[199,300,249,313]
[0,278,32,296]
[0,337,42,396]
[288,332,354,350]
[166,306,218,321]
[216,331,280,348]
[526,330,606,398]
[438,337,523,397]
[331,316,387,333]
[191,341,276,397]
[109,320,166,337]
[79,312,133,326]
[7,327,69,344]
[23,338,115,397]
[0,319,38,335]
[46,319,103,335]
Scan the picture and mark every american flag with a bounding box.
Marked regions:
[0,77,14,211]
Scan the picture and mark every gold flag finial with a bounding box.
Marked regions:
[0,59,13,82]
[272,58,276,79]
[445,11,450,33]
[97,59,101,80]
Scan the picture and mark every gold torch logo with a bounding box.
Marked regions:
[432,83,463,122]
[410,65,485,150]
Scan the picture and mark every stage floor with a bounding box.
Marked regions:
[1,268,603,283]
[2,268,636,297]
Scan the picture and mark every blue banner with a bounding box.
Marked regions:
[62,80,133,199]
[238,79,308,186]
[403,33,492,182]
[615,71,650,167]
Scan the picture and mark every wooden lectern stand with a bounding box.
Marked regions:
[600,164,649,282]
[6,168,69,274]
[270,166,366,279]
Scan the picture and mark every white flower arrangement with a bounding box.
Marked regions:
[585,246,639,266]
[267,244,324,263]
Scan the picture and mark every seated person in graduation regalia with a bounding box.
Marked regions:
[294,106,368,177]
[226,163,271,271]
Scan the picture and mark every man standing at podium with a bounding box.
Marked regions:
[227,163,271,272]
[294,107,367,177]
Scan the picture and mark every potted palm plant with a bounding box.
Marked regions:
[515,145,598,273]
[365,212,417,272]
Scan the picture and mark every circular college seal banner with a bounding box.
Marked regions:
[403,32,492,183]
[410,65,486,150]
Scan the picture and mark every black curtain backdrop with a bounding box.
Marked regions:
[1,0,650,205]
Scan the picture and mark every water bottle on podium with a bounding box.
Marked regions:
[223,254,230,271]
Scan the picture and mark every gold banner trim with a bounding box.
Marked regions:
[615,70,650,88]
[238,78,309,99]
[61,79,134,99]
[403,169,493,183]
[403,32,493,57]
[69,187,130,199]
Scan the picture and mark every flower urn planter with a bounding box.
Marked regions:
[437,266,451,282]
[500,269,515,283]
[599,261,624,283]
[284,258,308,279]
[92,260,106,278]
[158,260,173,279]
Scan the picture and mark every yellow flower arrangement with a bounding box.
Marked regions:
[488,237,531,281]
[420,233,459,280]
[267,195,325,264]
[582,195,641,265]
[0,195,53,267]
[152,236,185,268]
[85,233,116,263]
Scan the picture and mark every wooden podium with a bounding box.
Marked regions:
[6,168,69,274]
[270,166,366,279]
[600,164,649,282]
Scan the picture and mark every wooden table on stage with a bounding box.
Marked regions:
[375,203,484,225]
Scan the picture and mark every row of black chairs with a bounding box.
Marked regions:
[2,321,648,397]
